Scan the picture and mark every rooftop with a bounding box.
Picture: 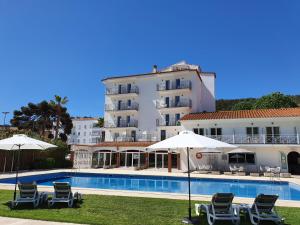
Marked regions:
[181,107,300,121]
[101,61,215,82]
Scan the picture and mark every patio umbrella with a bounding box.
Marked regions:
[0,134,57,200]
[146,130,236,224]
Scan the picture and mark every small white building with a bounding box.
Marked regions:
[68,117,103,145]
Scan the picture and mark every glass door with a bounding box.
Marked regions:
[98,153,105,168]
[132,153,139,167]
[156,154,163,168]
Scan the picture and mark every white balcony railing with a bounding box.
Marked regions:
[157,80,192,91]
[113,134,159,142]
[104,119,138,128]
[156,99,192,109]
[106,86,139,95]
[157,119,181,126]
[105,102,139,111]
[205,134,299,145]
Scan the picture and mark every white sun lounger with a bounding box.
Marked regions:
[246,194,284,225]
[195,193,240,225]
[11,181,47,208]
[48,182,82,208]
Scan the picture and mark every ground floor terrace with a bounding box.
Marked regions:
[71,142,300,175]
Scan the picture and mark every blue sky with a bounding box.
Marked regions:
[0,0,299,122]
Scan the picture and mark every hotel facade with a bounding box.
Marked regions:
[71,62,300,175]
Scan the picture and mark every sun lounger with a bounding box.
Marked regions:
[11,181,47,208]
[195,193,240,225]
[246,194,284,225]
[48,182,82,208]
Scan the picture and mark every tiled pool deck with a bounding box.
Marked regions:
[1,168,300,207]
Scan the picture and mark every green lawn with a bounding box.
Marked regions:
[0,190,298,225]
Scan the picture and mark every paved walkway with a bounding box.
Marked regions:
[0,216,84,225]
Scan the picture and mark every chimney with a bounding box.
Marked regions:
[152,65,158,73]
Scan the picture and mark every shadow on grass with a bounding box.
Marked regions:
[2,199,84,210]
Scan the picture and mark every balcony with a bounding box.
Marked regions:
[157,119,181,127]
[156,99,192,109]
[157,80,192,92]
[205,134,300,145]
[113,134,159,142]
[105,102,139,112]
[106,86,139,96]
[104,119,138,129]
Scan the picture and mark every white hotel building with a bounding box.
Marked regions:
[71,62,300,175]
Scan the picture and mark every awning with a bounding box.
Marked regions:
[227,148,254,154]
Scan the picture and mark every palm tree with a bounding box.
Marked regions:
[50,95,69,139]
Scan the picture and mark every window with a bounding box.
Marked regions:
[78,125,81,129]
[78,132,80,136]
[176,79,180,88]
[210,128,222,136]
[77,139,80,144]
[117,116,121,127]
[118,100,122,110]
[165,80,170,90]
[84,132,86,136]
[229,153,255,164]
[84,125,87,129]
[175,114,180,125]
[127,83,131,93]
[127,99,131,107]
[193,128,204,135]
[161,130,166,140]
[175,96,180,106]
[246,127,259,136]
[126,116,130,124]
[165,114,169,126]
[266,126,280,144]
[83,139,86,144]
[165,97,169,108]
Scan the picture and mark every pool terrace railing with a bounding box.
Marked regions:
[205,134,300,145]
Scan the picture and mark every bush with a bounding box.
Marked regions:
[33,157,56,169]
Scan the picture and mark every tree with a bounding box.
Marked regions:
[11,101,53,136]
[10,98,73,141]
[232,99,256,110]
[254,92,298,109]
[97,117,104,127]
[50,95,69,139]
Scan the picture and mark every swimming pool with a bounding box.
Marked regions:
[1,172,300,201]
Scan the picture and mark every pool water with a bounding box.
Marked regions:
[1,172,300,201]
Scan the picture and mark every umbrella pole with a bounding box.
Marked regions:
[13,145,21,201]
[183,147,193,224]
[187,147,192,221]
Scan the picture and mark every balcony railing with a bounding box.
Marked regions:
[205,134,300,145]
[104,119,138,128]
[105,102,139,111]
[113,134,159,142]
[156,99,192,109]
[157,119,181,126]
[106,86,139,95]
[157,80,192,91]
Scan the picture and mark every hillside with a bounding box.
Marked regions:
[216,95,300,111]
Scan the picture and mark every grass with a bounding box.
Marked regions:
[0,190,299,225]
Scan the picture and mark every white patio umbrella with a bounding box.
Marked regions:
[147,130,236,224]
[0,134,57,200]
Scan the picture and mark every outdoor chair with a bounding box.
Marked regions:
[246,194,284,225]
[195,193,240,225]
[11,181,47,209]
[48,182,82,208]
